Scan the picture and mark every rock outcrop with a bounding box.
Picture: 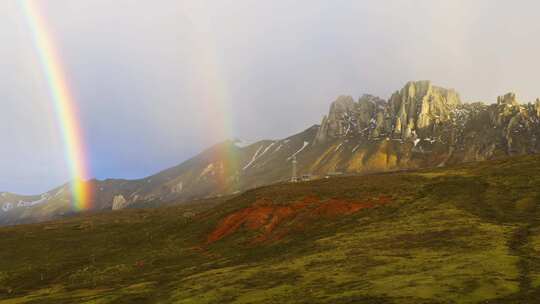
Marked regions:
[315,81,462,143]
[314,81,540,170]
[112,195,128,210]
[387,81,461,138]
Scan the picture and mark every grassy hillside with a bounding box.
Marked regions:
[1,155,540,303]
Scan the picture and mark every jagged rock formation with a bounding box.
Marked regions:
[315,94,387,143]
[112,195,128,210]
[3,80,540,226]
[313,81,540,169]
[316,81,462,142]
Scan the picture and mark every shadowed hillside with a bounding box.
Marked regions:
[0,154,540,303]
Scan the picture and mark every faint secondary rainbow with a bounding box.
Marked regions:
[20,1,92,211]
[180,2,240,187]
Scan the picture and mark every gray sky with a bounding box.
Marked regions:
[2,0,540,194]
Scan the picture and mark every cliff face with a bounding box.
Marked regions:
[313,81,540,168]
[387,81,461,138]
[316,81,462,142]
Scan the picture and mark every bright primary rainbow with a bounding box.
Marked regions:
[20,1,92,211]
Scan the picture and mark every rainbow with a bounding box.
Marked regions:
[180,3,240,188]
[20,1,92,211]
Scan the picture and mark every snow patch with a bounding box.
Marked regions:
[287,141,309,161]
[233,139,256,148]
[243,142,276,170]
[2,195,51,212]
[19,195,50,207]
[242,142,276,170]
[344,125,351,136]
[55,188,65,197]
[259,142,276,158]
[243,145,264,170]
[200,163,216,177]
[2,203,13,212]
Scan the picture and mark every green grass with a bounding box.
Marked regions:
[1,155,540,303]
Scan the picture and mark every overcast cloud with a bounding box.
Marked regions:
[2,0,540,194]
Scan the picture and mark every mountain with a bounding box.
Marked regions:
[1,154,540,303]
[3,80,540,225]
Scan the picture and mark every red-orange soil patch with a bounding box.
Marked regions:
[206,195,392,244]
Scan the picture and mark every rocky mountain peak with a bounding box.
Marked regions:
[403,80,432,98]
[388,80,461,138]
[327,96,356,122]
[315,94,387,143]
[315,81,462,143]
[497,93,520,107]
[330,95,355,109]
[358,94,386,105]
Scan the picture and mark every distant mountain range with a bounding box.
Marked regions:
[3,80,540,225]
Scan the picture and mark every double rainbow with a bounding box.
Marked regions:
[21,1,92,211]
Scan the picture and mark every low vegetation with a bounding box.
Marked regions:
[1,155,540,303]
